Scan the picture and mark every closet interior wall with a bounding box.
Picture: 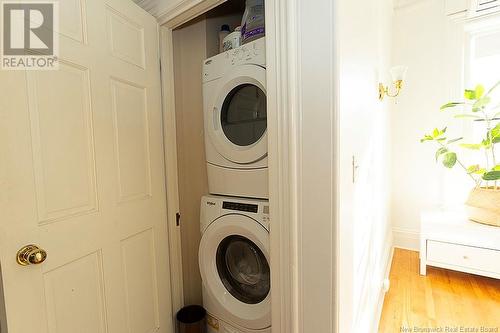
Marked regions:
[172,0,244,305]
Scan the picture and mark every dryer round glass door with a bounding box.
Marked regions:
[216,235,270,304]
[221,84,267,147]
[208,64,267,164]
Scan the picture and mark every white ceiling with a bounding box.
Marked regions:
[133,0,425,17]
[134,0,419,19]
[394,0,424,9]
[132,0,168,17]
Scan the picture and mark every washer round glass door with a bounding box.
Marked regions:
[198,214,270,330]
[216,235,270,304]
[208,65,267,164]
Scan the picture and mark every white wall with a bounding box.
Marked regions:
[295,0,337,330]
[173,17,208,306]
[336,0,394,331]
[166,0,394,331]
[391,0,468,250]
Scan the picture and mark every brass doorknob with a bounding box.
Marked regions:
[16,244,47,266]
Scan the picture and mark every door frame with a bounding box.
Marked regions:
[157,0,338,332]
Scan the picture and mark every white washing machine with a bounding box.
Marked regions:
[199,195,271,333]
[203,38,268,199]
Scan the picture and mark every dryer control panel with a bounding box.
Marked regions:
[202,37,266,83]
[225,43,261,66]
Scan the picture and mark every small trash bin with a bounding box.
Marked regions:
[176,305,206,333]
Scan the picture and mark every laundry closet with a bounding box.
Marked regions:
[171,1,270,332]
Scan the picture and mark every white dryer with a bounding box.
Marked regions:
[203,38,268,199]
[199,195,270,332]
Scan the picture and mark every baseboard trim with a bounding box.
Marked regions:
[371,237,394,332]
[392,227,420,251]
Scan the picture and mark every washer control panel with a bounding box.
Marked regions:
[200,195,270,232]
[222,201,258,213]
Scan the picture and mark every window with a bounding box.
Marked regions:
[465,25,500,179]
[468,29,500,88]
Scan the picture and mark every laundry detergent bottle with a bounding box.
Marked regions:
[241,0,265,44]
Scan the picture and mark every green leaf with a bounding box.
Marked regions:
[420,134,434,143]
[467,165,480,173]
[435,147,448,161]
[440,102,463,110]
[447,137,463,144]
[464,89,476,100]
[453,114,482,119]
[434,127,448,140]
[442,152,457,168]
[482,171,500,181]
[475,84,485,99]
[481,138,492,149]
[460,143,483,150]
[491,123,500,139]
[494,165,500,171]
[491,124,500,144]
[467,165,486,175]
[472,96,491,109]
[475,169,487,175]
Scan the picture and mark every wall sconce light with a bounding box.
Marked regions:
[379,66,408,101]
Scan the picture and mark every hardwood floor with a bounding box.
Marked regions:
[378,248,500,333]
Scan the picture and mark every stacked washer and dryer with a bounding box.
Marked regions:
[199,37,271,333]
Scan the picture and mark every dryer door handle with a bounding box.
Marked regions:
[213,106,219,130]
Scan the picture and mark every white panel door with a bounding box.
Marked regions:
[0,1,173,332]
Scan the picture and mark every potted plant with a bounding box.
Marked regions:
[421,82,500,227]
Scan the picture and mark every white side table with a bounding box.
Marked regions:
[420,209,500,279]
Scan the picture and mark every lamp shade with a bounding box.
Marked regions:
[390,65,408,82]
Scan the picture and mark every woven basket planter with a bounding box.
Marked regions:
[465,187,500,227]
